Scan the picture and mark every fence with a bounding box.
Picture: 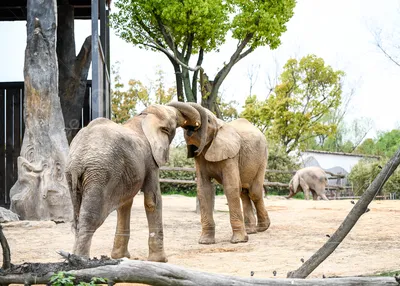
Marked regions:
[0,81,93,207]
[159,166,359,199]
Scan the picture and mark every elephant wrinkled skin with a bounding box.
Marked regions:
[287,166,329,200]
[65,104,201,262]
[167,102,271,245]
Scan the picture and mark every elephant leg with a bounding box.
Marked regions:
[142,175,167,262]
[223,169,248,244]
[241,189,257,234]
[73,187,108,258]
[318,190,329,201]
[311,190,318,201]
[300,178,310,200]
[249,181,271,233]
[197,177,216,244]
[111,197,133,259]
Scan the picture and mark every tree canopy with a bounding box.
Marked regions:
[241,54,344,153]
[110,0,295,116]
[355,129,400,158]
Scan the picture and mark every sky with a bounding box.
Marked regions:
[1,0,400,140]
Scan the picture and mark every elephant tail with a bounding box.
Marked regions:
[67,171,82,233]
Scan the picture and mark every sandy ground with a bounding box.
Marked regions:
[2,195,400,281]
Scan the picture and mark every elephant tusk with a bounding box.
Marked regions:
[184,120,187,125]
[195,122,199,126]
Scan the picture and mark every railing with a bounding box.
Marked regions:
[159,166,348,191]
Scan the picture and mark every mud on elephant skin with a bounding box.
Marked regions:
[287,166,329,200]
[65,104,201,262]
[167,102,271,245]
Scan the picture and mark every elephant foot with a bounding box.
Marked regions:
[148,252,168,263]
[245,225,257,234]
[198,234,216,244]
[230,231,248,244]
[111,248,131,259]
[257,220,271,232]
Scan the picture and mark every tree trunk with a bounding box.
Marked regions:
[182,66,196,102]
[172,61,184,102]
[287,147,400,278]
[57,2,92,144]
[9,0,72,222]
[0,257,398,285]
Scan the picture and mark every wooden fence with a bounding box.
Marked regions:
[159,166,355,199]
[0,81,93,207]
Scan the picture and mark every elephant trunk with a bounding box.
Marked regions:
[166,101,201,129]
[179,102,209,156]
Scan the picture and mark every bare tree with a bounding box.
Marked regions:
[247,64,260,96]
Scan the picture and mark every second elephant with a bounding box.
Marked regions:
[167,102,271,245]
[287,166,329,200]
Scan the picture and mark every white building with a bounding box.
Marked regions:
[299,150,380,185]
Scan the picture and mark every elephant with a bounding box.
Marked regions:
[166,102,271,244]
[65,103,205,262]
[286,166,329,200]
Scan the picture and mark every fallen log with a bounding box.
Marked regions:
[0,254,398,285]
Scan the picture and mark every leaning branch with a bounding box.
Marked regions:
[287,146,400,278]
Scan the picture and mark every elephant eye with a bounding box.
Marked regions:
[161,127,171,135]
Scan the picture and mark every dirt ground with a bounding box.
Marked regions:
[2,194,399,281]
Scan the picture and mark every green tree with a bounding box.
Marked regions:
[111,63,138,124]
[241,54,344,153]
[111,65,177,123]
[355,129,400,158]
[110,0,295,116]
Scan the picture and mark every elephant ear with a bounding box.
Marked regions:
[205,123,241,162]
[142,114,170,167]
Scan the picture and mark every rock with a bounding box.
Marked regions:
[2,221,56,229]
[0,208,19,223]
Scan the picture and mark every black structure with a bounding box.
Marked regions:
[0,0,111,206]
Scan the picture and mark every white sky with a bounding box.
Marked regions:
[1,0,400,140]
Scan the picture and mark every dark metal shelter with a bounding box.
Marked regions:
[0,0,111,207]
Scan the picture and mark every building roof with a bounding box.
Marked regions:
[0,0,93,21]
[302,149,381,159]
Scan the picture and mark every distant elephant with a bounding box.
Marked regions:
[65,104,204,262]
[287,166,329,200]
[166,102,270,244]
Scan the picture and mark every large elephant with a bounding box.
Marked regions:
[65,104,204,262]
[286,166,329,200]
[166,102,270,244]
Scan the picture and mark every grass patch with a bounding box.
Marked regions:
[374,270,400,276]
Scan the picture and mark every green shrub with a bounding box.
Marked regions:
[49,272,108,286]
[348,158,400,196]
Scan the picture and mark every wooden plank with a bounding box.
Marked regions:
[5,90,15,206]
[0,89,5,204]
[159,167,345,179]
